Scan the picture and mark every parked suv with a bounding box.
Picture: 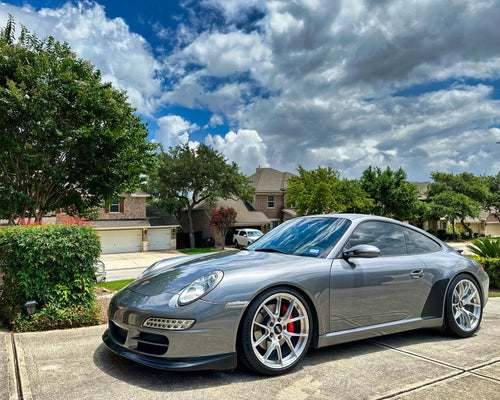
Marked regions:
[233,228,263,248]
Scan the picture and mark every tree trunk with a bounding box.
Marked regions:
[460,219,473,239]
[187,205,195,249]
[452,220,456,240]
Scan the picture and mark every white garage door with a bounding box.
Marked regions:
[98,229,142,254]
[148,228,172,251]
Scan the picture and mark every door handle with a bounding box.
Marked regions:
[410,269,424,278]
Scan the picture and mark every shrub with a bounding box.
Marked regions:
[436,229,446,240]
[0,224,101,329]
[468,256,500,289]
[14,303,101,332]
[467,238,500,258]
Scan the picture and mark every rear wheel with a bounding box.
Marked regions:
[444,274,482,337]
[239,287,313,375]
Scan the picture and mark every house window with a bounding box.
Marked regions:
[268,195,275,209]
[109,199,120,213]
[440,222,447,230]
[271,220,279,229]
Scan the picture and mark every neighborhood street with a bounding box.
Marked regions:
[2,298,499,400]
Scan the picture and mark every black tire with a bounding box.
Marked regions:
[234,240,239,249]
[444,274,483,338]
[238,287,313,375]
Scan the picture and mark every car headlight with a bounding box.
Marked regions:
[178,270,224,306]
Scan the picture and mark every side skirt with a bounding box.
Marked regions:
[316,317,443,348]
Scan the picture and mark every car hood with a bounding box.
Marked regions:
[127,250,299,296]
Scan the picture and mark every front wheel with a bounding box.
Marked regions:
[234,240,239,249]
[239,287,313,375]
[444,274,483,337]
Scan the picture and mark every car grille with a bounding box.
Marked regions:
[108,321,170,356]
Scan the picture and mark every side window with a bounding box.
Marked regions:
[348,221,407,257]
[404,227,441,255]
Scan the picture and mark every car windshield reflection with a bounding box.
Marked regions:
[248,217,351,257]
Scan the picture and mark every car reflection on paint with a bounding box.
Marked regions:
[103,214,489,375]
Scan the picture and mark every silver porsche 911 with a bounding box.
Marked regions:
[103,214,489,375]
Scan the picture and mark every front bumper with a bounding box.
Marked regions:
[103,328,237,371]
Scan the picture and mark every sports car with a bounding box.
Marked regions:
[103,214,489,375]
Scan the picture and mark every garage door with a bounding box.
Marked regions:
[98,229,142,254]
[487,223,500,237]
[148,228,172,251]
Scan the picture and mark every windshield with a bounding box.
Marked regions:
[248,217,351,257]
[248,231,263,237]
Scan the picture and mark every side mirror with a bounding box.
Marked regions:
[342,244,380,259]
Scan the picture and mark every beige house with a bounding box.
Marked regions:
[412,182,500,237]
[182,198,271,248]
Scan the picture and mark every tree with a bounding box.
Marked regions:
[0,19,156,223]
[152,143,254,248]
[427,172,490,239]
[286,166,371,216]
[359,166,423,220]
[483,172,500,222]
[210,206,237,249]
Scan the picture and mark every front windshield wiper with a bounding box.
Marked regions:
[253,248,289,254]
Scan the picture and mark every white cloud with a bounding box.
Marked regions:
[156,115,199,148]
[205,114,224,128]
[4,0,500,180]
[0,2,162,115]
[205,129,269,175]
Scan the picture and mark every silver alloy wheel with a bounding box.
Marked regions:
[452,279,481,332]
[250,292,310,370]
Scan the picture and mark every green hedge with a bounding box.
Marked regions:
[469,256,500,289]
[0,225,101,331]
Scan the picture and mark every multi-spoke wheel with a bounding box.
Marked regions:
[239,287,313,375]
[444,274,483,338]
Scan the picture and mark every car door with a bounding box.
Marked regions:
[329,221,432,332]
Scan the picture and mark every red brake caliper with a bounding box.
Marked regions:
[281,305,294,333]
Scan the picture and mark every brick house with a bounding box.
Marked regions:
[249,167,296,228]
[92,191,179,253]
[0,191,180,254]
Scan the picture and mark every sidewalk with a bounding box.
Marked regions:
[2,299,499,400]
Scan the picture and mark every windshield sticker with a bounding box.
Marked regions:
[308,248,322,255]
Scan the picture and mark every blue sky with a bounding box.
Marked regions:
[1,0,500,180]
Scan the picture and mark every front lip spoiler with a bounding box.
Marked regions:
[102,329,237,372]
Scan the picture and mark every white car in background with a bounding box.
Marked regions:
[233,228,263,248]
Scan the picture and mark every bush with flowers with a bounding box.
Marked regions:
[210,206,237,249]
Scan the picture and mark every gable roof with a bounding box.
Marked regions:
[195,197,271,226]
[411,181,430,200]
[249,167,295,193]
[146,204,180,227]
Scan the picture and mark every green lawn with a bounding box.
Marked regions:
[490,291,500,297]
[97,279,134,292]
[179,247,221,255]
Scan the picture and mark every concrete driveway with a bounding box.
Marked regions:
[2,298,499,400]
[100,250,185,281]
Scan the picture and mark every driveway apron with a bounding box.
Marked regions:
[6,299,500,400]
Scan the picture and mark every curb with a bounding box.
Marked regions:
[6,334,18,400]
